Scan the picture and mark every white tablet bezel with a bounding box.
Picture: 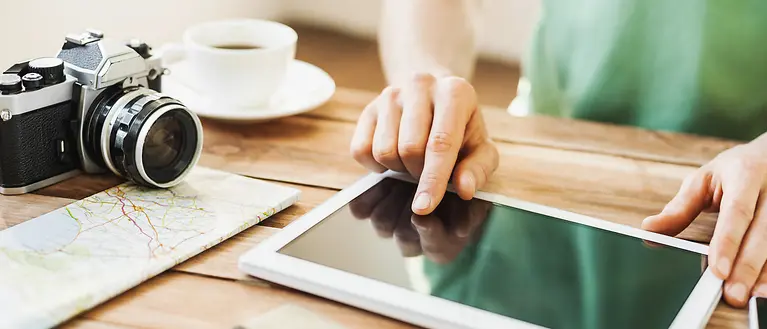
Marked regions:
[238,171,723,329]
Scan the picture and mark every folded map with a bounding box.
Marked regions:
[0,166,301,329]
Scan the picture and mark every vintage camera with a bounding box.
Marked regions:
[0,29,203,195]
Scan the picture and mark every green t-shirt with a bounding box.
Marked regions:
[423,4,752,325]
[521,0,767,141]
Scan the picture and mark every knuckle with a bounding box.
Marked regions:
[398,141,426,159]
[381,85,396,96]
[420,171,442,188]
[732,157,765,173]
[373,144,399,163]
[439,76,475,99]
[738,260,763,280]
[361,102,377,117]
[381,86,400,103]
[681,170,702,186]
[678,170,709,196]
[729,202,754,221]
[408,72,436,88]
[719,232,742,254]
[350,140,373,161]
[427,132,455,153]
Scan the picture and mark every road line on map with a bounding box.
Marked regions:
[79,210,138,234]
[108,189,154,256]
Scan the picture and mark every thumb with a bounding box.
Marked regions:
[642,170,712,236]
[451,142,500,200]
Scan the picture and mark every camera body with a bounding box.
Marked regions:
[0,29,203,195]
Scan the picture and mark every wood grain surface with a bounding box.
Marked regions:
[0,87,748,329]
[67,272,413,329]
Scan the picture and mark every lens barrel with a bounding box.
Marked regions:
[85,86,203,188]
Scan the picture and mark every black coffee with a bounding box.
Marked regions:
[213,43,263,50]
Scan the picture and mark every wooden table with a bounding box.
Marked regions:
[0,87,750,328]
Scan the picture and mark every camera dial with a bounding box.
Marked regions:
[28,58,66,86]
[21,73,43,90]
[0,74,22,94]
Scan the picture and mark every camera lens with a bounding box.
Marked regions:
[135,106,201,186]
[84,86,203,188]
[143,115,183,169]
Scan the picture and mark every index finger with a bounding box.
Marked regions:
[411,78,475,215]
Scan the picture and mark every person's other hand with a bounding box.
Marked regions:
[642,139,767,307]
[349,179,490,262]
[350,74,500,215]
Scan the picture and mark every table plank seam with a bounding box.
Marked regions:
[171,264,278,289]
[491,138,707,167]
[297,111,712,168]
[235,172,349,191]
[169,268,241,282]
[78,317,149,329]
[168,269,304,298]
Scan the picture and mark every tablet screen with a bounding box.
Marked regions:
[278,178,706,329]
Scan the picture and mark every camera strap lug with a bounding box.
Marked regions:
[0,109,11,121]
[56,138,74,165]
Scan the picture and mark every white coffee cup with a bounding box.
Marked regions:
[161,19,297,108]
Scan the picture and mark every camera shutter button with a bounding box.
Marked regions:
[21,73,43,90]
[28,57,66,86]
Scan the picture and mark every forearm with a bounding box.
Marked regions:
[378,0,480,85]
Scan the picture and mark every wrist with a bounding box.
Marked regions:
[747,132,767,155]
[382,51,463,86]
[386,65,457,87]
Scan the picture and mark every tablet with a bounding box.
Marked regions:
[238,171,723,329]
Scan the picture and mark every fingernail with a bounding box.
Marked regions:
[413,193,431,211]
[727,283,747,303]
[755,284,767,297]
[717,257,732,278]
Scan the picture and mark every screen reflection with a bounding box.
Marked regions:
[279,178,707,329]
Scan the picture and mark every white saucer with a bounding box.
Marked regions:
[161,59,336,123]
